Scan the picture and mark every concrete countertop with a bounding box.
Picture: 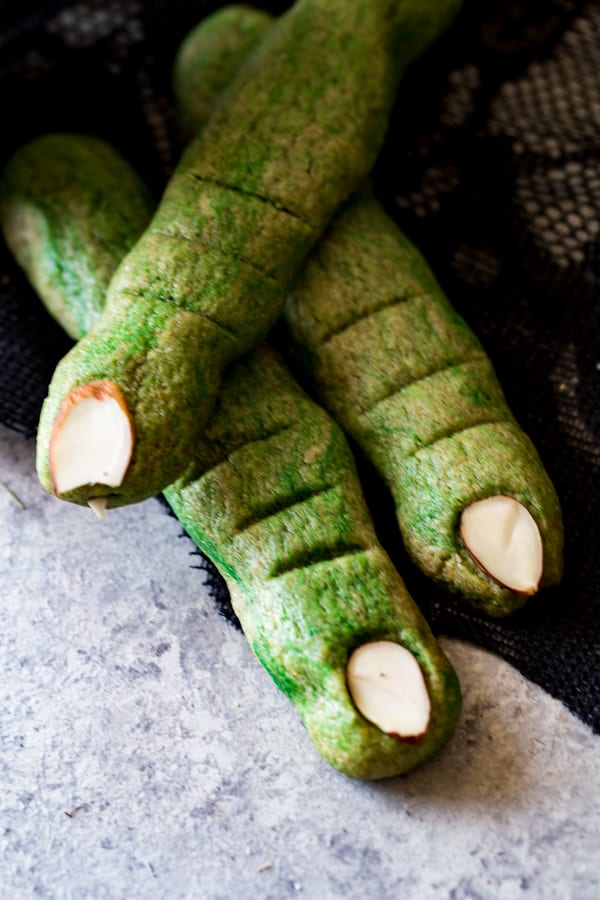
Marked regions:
[1,423,598,900]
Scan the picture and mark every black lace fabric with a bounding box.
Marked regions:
[0,0,598,730]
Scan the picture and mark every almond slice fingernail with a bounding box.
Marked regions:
[346,640,431,740]
[460,495,543,594]
[49,381,134,497]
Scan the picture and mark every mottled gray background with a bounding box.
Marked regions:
[1,425,598,900]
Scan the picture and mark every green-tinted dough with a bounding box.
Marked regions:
[32,0,463,508]
[172,6,563,616]
[165,345,461,779]
[282,188,563,615]
[172,5,273,143]
[0,134,153,339]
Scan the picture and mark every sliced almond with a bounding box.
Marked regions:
[49,381,135,497]
[346,640,431,740]
[87,497,107,519]
[460,495,543,594]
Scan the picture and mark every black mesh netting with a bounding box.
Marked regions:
[0,0,598,731]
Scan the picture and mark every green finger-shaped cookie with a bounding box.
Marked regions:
[171,6,563,616]
[282,187,563,615]
[165,345,461,780]
[0,134,153,340]
[31,0,463,510]
[172,5,273,143]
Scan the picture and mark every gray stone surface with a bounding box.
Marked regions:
[0,424,598,900]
